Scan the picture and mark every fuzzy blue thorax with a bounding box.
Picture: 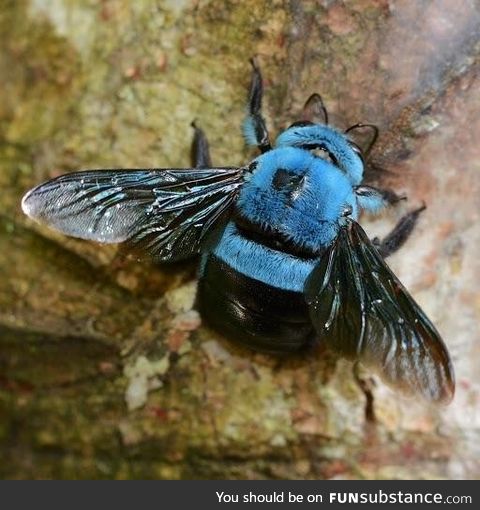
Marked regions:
[275,124,364,185]
[207,145,360,292]
[235,147,358,254]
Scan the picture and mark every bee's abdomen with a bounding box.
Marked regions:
[197,254,315,353]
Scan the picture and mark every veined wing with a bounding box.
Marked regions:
[305,220,454,403]
[22,167,245,262]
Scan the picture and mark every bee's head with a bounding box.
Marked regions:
[275,122,365,186]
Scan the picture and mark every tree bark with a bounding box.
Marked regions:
[1,0,479,479]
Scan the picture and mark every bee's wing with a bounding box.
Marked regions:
[305,220,455,403]
[22,167,245,262]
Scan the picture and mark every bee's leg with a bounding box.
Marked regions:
[373,204,426,258]
[353,362,376,423]
[190,121,212,168]
[242,57,272,153]
[355,185,406,214]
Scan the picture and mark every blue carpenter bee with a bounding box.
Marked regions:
[22,59,454,403]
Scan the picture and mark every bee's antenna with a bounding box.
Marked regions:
[302,93,329,125]
[345,123,379,156]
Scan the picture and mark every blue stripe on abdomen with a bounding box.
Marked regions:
[211,222,316,292]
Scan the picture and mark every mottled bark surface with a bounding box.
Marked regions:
[0,0,479,479]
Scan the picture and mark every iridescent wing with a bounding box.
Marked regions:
[305,220,455,403]
[22,167,245,262]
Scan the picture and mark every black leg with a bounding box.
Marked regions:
[355,185,407,215]
[190,121,212,168]
[356,184,406,206]
[373,204,426,258]
[244,57,271,153]
[353,362,376,423]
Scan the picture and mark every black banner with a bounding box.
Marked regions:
[0,480,477,509]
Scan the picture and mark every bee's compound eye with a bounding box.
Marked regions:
[341,205,353,217]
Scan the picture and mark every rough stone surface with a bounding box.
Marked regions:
[0,0,479,479]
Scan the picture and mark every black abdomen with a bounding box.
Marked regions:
[197,254,314,353]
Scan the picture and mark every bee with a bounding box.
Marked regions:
[22,59,454,403]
